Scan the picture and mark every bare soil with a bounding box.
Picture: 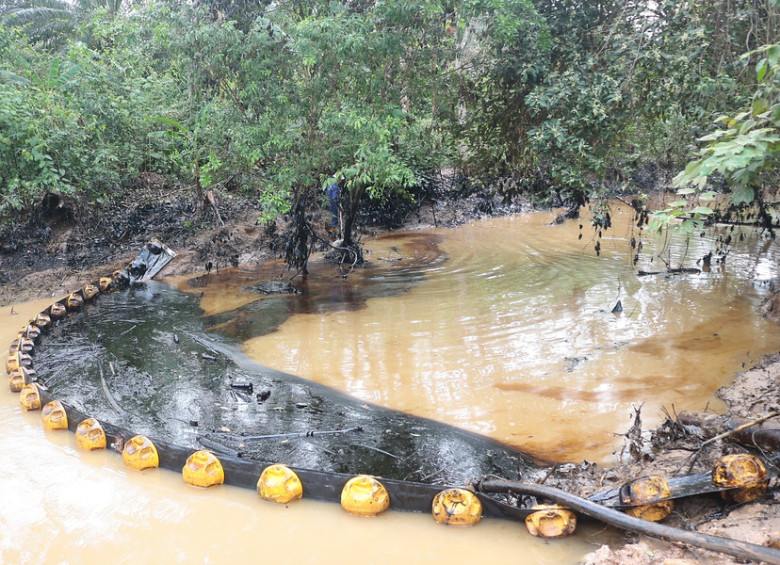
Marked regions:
[1,186,778,564]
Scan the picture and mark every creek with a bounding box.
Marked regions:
[1,202,778,564]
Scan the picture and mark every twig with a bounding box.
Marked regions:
[539,464,558,485]
[203,425,363,442]
[700,411,780,448]
[206,190,224,227]
[96,360,126,416]
[355,444,400,459]
[117,324,138,337]
[683,411,780,473]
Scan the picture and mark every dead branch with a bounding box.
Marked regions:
[700,411,780,448]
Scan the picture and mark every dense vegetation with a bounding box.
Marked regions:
[1,0,779,260]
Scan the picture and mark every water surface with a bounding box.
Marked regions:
[190,204,780,462]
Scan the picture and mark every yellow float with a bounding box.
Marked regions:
[182,450,224,487]
[42,400,69,430]
[712,454,768,503]
[122,435,160,471]
[66,292,84,310]
[620,476,673,521]
[257,464,303,504]
[82,284,99,301]
[75,418,107,451]
[431,487,482,526]
[112,270,129,285]
[340,475,390,517]
[33,312,52,330]
[8,366,36,392]
[19,383,42,411]
[49,302,67,319]
[525,504,577,538]
[9,337,35,356]
[6,351,33,374]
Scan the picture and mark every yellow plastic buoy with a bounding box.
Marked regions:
[712,454,768,503]
[182,450,224,487]
[19,324,42,342]
[9,337,35,356]
[42,400,68,430]
[122,435,159,471]
[66,292,84,310]
[257,464,303,504]
[525,504,578,538]
[6,352,33,374]
[82,284,99,301]
[99,277,114,292]
[620,476,673,521]
[431,488,482,526]
[75,418,107,451]
[49,302,67,319]
[19,383,42,411]
[34,312,52,330]
[112,270,129,285]
[340,475,390,517]
[8,366,36,392]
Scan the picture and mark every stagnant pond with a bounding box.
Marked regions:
[2,202,779,564]
[182,202,780,463]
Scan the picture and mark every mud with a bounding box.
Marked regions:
[0,179,528,307]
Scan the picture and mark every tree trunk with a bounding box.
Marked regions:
[341,185,366,247]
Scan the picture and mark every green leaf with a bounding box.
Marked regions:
[690,206,714,215]
[768,45,780,67]
[152,117,187,132]
[753,98,770,116]
[757,58,768,82]
[669,200,687,208]
[730,186,755,205]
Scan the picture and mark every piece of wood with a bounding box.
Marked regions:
[678,410,780,452]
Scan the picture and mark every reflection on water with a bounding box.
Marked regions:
[191,204,780,463]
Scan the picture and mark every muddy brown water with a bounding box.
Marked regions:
[2,203,779,564]
[187,204,780,463]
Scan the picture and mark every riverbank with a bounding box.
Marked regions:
[1,189,779,564]
[0,185,531,307]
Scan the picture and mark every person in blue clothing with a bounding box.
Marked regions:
[326,182,340,230]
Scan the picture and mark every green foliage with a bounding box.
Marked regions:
[0,0,776,250]
[668,41,780,231]
[0,31,89,214]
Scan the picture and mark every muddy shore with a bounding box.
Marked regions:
[1,190,779,564]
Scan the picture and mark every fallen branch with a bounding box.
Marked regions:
[637,268,701,276]
[700,411,780,448]
[479,479,780,565]
[678,411,780,471]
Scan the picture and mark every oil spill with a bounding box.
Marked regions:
[33,281,546,486]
